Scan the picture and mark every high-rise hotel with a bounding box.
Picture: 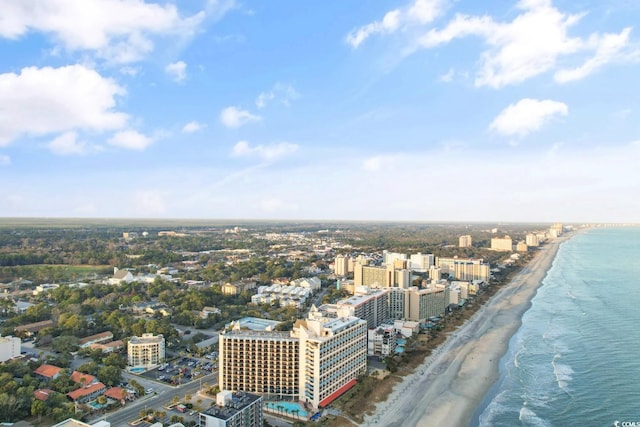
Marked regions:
[219,313,367,410]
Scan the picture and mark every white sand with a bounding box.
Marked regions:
[362,236,568,427]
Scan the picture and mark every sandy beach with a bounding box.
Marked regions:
[362,235,570,427]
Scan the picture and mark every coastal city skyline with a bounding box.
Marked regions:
[1,0,640,222]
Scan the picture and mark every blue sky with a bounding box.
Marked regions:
[1,0,639,222]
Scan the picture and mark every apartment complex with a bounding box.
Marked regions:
[491,236,513,251]
[459,235,473,248]
[334,254,349,277]
[0,336,20,362]
[437,257,490,282]
[218,330,300,400]
[199,391,263,427]
[526,233,539,247]
[333,288,389,329]
[353,264,410,288]
[409,253,434,272]
[219,313,367,410]
[127,333,165,368]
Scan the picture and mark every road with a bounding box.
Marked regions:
[89,372,217,426]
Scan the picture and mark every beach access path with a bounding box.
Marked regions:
[362,234,569,427]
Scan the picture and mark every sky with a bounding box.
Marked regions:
[1,0,639,223]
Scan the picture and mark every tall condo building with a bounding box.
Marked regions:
[459,235,473,248]
[382,251,407,267]
[127,333,165,368]
[491,236,513,252]
[334,255,349,277]
[409,253,435,272]
[333,287,390,329]
[387,287,448,321]
[354,264,410,288]
[526,233,539,247]
[0,336,20,363]
[219,314,367,410]
[437,257,490,282]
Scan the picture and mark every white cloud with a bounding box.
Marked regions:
[490,98,568,137]
[0,154,10,166]
[346,10,401,48]
[231,140,298,161]
[0,65,128,147]
[219,106,262,128]
[554,28,632,83]
[439,67,455,82]
[419,0,634,88]
[182,121,205,133]
[345,0,444,48]
[255,83,300,109]
[0,0,205,63]
[165,60,187,82]
[205,0,237,22]
[47,131,101,155]
[362,154,400,172]
[107,129,154,150]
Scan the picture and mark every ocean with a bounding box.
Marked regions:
[472,228,640,427]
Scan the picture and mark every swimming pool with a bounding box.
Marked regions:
[129,367,146,374]
[88,401,106,409]
[264,401,308,418]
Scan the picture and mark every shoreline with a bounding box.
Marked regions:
[362,233,573,427]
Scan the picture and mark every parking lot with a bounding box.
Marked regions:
[138,354,217,386]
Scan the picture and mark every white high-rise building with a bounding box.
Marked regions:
[127,333,165,368]
[526,233,539,247]
[382,251,407,267]
[437,257,490,282]
[334,255,349,277]
[491,236,513,252]
[219,313,367,411]
[409,253,435,272]
[0,336,20,362]
[459,235,473,248]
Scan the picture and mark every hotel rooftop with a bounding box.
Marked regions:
[203,391,261,420]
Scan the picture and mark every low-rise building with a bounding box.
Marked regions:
[79,332,114,348]
[367,324,397,358]
[67,382,106,403]
[14,319,56,337]
[199,391,263,427]
[34,364,63,380]
[90,340,124,353]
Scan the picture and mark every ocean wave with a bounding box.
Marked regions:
[519,406,552,427]
[478,390,510,427]
[552,354,574,389]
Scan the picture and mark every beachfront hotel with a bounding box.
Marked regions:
[127,333,165,368]
[491,236,513,251]
[437,257,491,282]
[353,264,411,288]
[219,313,367,410]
